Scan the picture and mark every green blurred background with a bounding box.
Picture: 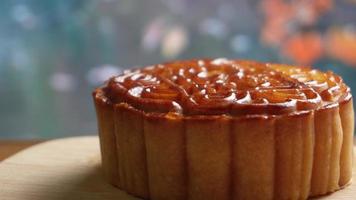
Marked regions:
[1,0,356,138]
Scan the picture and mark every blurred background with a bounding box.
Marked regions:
[1,0,356,138]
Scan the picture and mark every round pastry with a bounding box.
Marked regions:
[93,58,354,200]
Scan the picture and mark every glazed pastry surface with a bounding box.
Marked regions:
[103,58,350,116]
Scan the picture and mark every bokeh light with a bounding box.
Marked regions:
[0,0,355,138]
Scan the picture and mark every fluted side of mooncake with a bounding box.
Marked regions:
[93,95,354,200]
[93,91,120,187]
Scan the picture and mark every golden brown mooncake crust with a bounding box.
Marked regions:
[102,58,350,116]
[93,58,354,200]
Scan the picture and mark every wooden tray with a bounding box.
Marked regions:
[0,136,354,199]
